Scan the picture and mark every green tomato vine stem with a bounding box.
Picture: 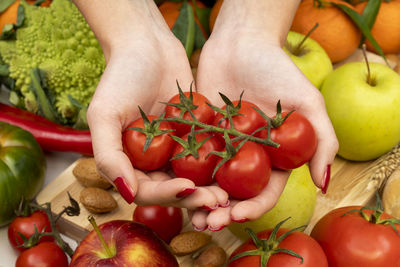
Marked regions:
[152,116,280,148]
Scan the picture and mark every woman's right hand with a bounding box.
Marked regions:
[73,0,229,213]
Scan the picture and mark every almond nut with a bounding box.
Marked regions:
[73,157,111,189]
[194,245,226,267]
[80,187,117,214]
[170,231,211,256]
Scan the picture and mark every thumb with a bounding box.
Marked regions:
[87,108,137,204]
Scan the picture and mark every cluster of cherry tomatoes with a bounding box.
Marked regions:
[122,88,317,200]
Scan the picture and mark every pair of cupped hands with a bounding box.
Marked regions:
[87,23,338,232]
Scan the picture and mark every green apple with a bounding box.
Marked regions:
[284,31,333,89]
[228,164,317,241]
[321,62,400,161]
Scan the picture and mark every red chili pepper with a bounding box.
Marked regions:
[0,103,93,155]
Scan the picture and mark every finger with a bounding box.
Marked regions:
[190,210,209,232]
[204,185,229,207]
[301,95,339,190]
[88,106,138,205]
[178,186,219,211]
[134,176,196,206]
[147,171,174,182]
[230,170,290,221]
[206,206,232,231]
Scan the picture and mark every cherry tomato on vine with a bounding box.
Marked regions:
[258,111,317,170]
[229,228,328,267]
[133,205,183,243]
[213,100,266,135]
[311,206,400,267]
[171,132,224,186]
[165,91,215,137]
[215,141,271,200]
[15,242,68,267]
[122,115,175,171]
[8,210,53,252]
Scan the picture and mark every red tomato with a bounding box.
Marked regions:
[133,205,183,243]
[8,210,53,252]
[15,242,68,267]
[311,206,400,267]
[122,115,175,171]
[258,111,317,170]
[215,141,271,199]
[229,228,328,267]
[213,100,266,135]
[171,132,224,186]
[165,91,215,136]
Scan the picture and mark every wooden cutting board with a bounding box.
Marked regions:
[36,148,400,266]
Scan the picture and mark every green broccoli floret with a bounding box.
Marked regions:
[0,0,105,127]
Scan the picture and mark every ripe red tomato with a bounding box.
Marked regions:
[229,228,328,267]
[258,111,317,170]
[165,91,215,136]
[122,115,175,171]
[15,242,68,267]
[133,205,183,243]
[311,206,400,267]
[8,210,53,252]
[213,100,266,135]
[215,141,271,199]
[171,132,224,186]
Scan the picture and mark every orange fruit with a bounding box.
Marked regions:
[159,0,208,37]
[0,0,52,33]
[209,0,223,32]
[291,0,361,63]
[355,0,400,54]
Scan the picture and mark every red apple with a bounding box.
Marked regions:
[70,220,178,267]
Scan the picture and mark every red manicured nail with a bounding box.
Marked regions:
[219,200,230,208]
[200,205,218,211]
[193,224,207,232]
[231,218,249,223]
[176,188,197,198]
[114,177,135,204]
[321,165,331,194]
[208,225,225,232]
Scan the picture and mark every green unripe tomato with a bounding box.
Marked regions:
[0,122,45,226]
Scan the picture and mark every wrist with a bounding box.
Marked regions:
[211,0,300,46]
[73,0,175,59]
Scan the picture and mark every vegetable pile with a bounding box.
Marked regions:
[122,84,317,200]
[0,0,105,127]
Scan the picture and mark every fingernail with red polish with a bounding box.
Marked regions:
[193,224,207,232]
[114,177,135,204]
[176,188,197,198]
[231,218,249,223]
[321,165,331,194]
[219,200,230,208]
[208,225,225,232]
[200,205,218,211]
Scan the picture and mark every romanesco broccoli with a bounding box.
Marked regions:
[0,0,105,127]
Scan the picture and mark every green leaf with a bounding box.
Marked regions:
[361,0,381,29]
[16,4,25,27]
[29,68,59,123]
[0,64,9,76]
[172,0,196,58]
[330,2,387,64]
[192,0,211,34]
[194,23,206,50]
[0,0,17,13]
